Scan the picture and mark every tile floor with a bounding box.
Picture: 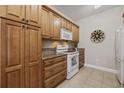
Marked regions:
[57,67,121,88]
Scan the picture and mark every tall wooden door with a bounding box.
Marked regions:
[26,5,41,27]
[41,7,50,38]
[25,25,42,88]
[53,14,60,39]
[0,19,25,88]
[6,5,25,22]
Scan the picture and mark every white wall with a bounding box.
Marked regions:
[77,6,124,70]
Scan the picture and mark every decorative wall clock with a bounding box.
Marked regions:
[90,29,105,43]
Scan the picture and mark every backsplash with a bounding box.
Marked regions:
[42,39,78,57]
[42,39,75,48]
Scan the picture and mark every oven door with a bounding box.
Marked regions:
[67,53,79,72]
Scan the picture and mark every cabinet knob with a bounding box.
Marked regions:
[26,20,29,23]
[22,18,25,21]
[26,26,29,29]
[22,25,25,28]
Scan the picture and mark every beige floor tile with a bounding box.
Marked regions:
[56,67,121,88]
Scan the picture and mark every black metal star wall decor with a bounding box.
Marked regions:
[90,29,105,43]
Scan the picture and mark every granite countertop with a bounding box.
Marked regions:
[42,54,67,60]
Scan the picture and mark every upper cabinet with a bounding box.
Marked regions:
[41,7,50,38]
[61,17,66,28]
[26,5,41,27]
[0,5,41,27]
[52,14,61,39]
[66,20,72,31]
[72,24,79,42]
[41,7,61,39]
[75,26,79,42]
[41,6,79,42]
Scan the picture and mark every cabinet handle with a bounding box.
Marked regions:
[22,25,25,28]
[25,25,28,29]
[26,26,29,29]
[26,20,29,23]
[22,18,25,21]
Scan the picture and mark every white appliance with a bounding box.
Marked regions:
[115,25,124,86]
[56,45,79,79]
[60,28,72,40]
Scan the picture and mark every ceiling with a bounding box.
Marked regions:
[51,5,120,21]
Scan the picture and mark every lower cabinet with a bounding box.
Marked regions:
[0,18,42,88]
[79,48,85,68]
[43,55,67,88]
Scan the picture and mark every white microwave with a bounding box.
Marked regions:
[60,28,72,40]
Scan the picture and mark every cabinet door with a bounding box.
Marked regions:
[26,5,41,27]
[72,24,76,41]
[53,14,60,39]
[61,18,66,28]
[75,27,79,42]
[0,19,25,87]
[66,20,71,30]
[49,12,54,38]
[41,8,50,38]
[25,25,42,88]
[6,5,25,22]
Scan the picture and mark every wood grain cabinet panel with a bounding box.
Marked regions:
[25,25,42,88]
[0,5,41,27]
[61,18,66,28]
[41,7,50,38]
[79,48,85,68]
[44,70,66,88]
[44,61,66,79]
[43,55,67,88]
[66,21,72,30]
[49,12,54,38]
[26,5,41,27]
[72,24,79,42]
[6,5,25,22]
[53,14,60,39]
[0,19,25,88]
[75,27,79,42]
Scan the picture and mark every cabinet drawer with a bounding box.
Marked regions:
[44,56,66,67]
[45,61,67,79]
[44,70,66,88]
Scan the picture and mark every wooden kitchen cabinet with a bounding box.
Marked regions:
[66,20,72,30]
[79,48,85,68]
[0,19,25,88]
[0,5,25,22]
[26,5,41,27]
[25,25,42,88]
[72,24,79,42]
[0,5,41,27]
[72,24,76,41]
[52,14,61,39]
[41,7,50,38]
[43,55,67,88]
[0,18,42,88]
[61,17,66,28]
[75,26,79,42]
[42,7,61,39]
[49,11,54,38]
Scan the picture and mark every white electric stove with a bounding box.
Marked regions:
[56,45,79,79]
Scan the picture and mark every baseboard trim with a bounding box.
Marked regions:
[85,64,117,74]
